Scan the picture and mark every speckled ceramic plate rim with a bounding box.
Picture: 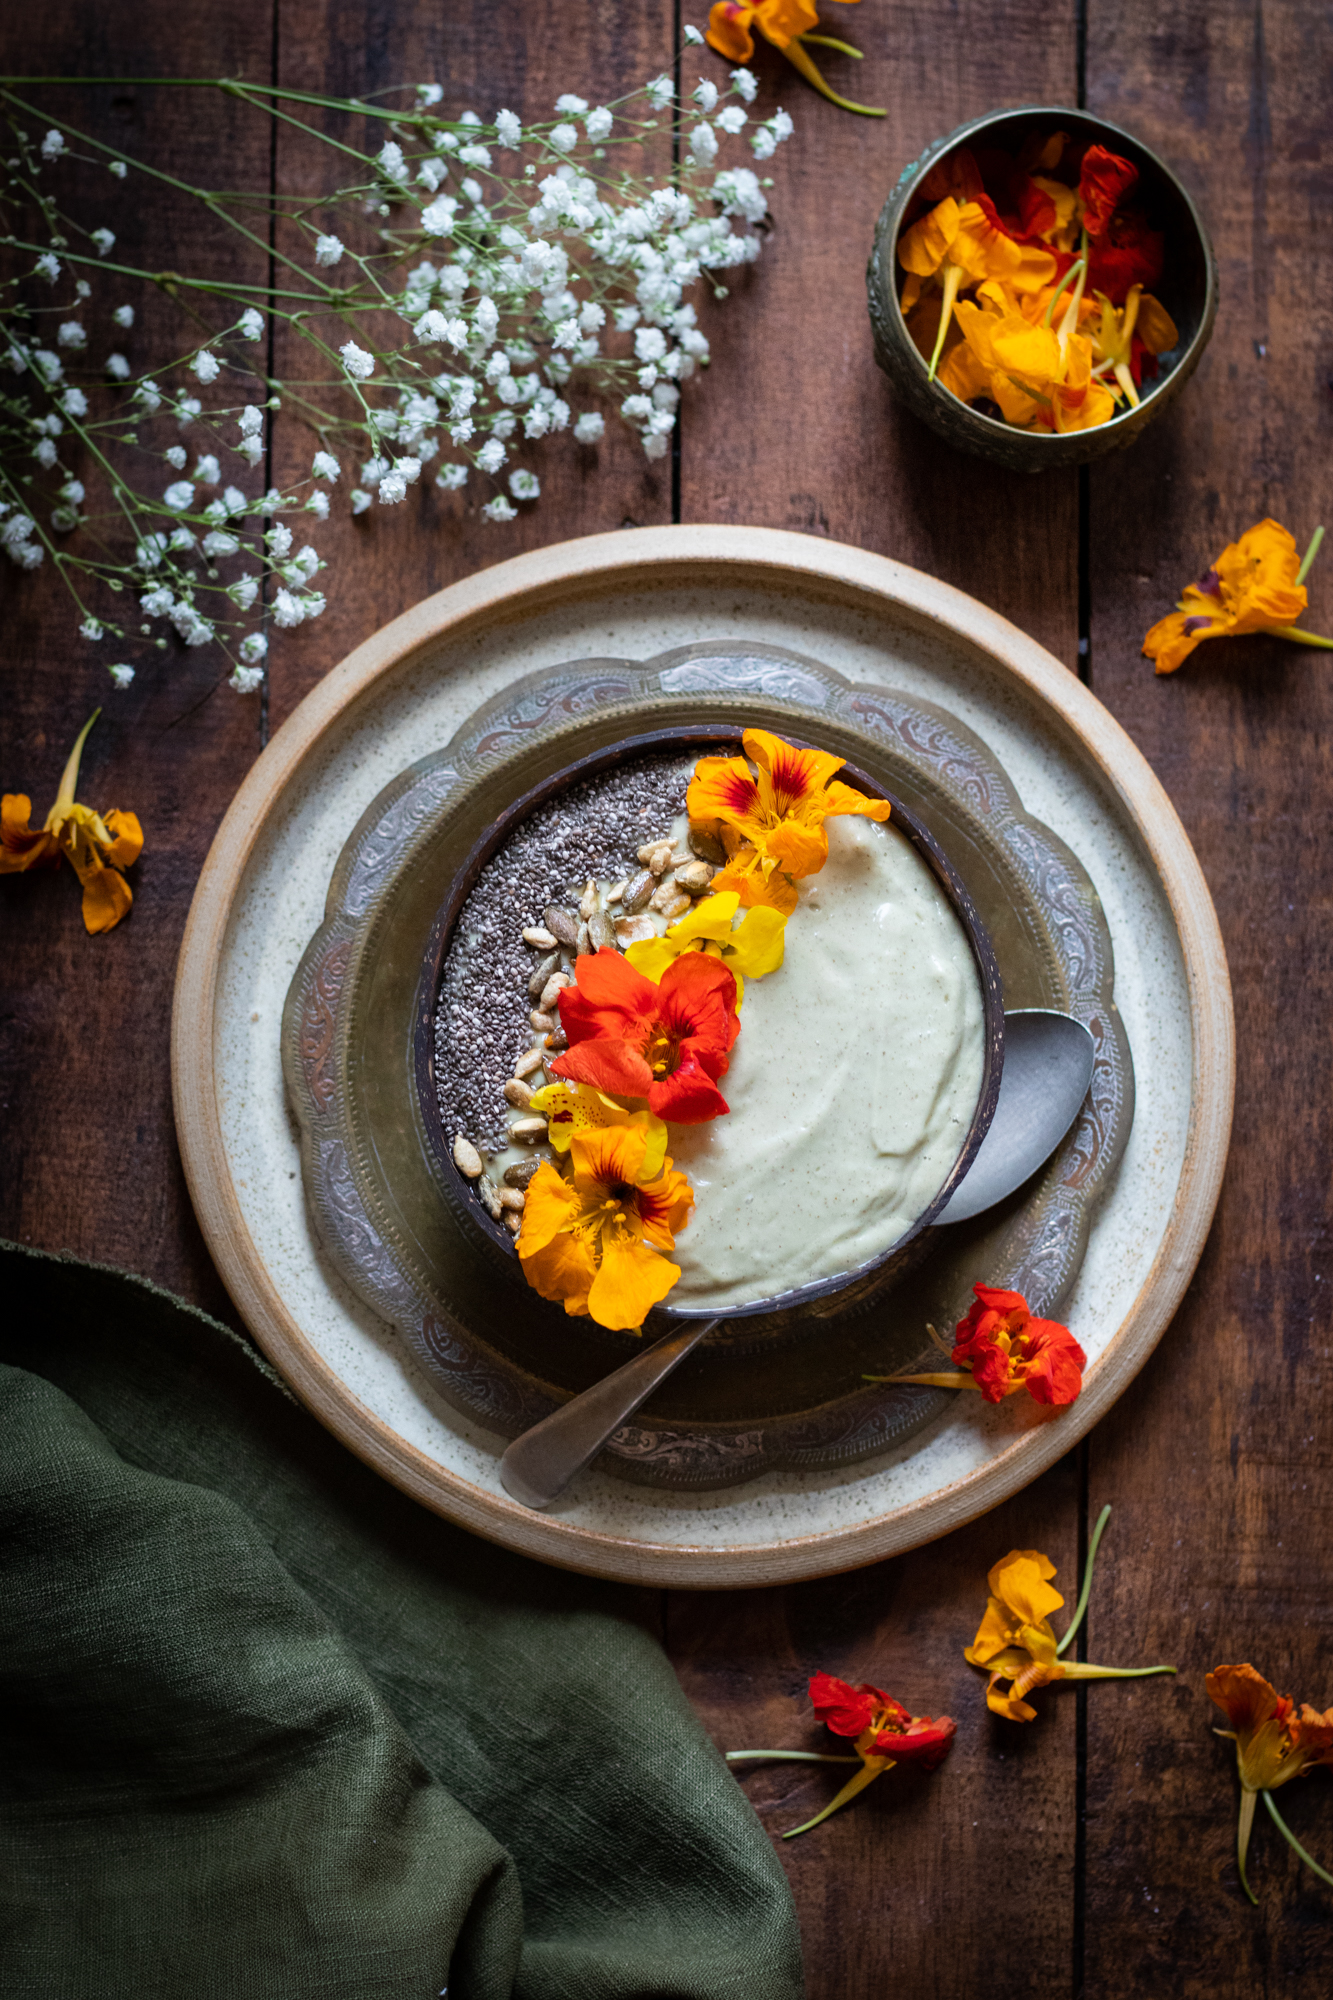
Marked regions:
[172,525,1234,1587]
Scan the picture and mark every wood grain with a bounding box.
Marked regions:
[1082,0,1333,1987]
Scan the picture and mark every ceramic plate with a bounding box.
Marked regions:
[173,526,1233,1585]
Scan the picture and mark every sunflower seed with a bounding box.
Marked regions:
[668,850,693,869]
[673,859,714,894]
[576,919,592,955]
[655,890,691,923]
[622,869,655,913]
[510,1115,548,1141]
[638,839,674,875]
[502,1209,522,1236]
[544,1029,568,1053]
[522,926,558,950]
[503,1158,541,1189]
[513,1047,545,1080]
[588,911,619,949]
[539,971,570,1011]
[544,905,580,948]
[649,876,680,913]
[579,878,599,920]
[689,825,727,865]
[478,1175,503,1219]
[504,1078,534,1109]
[530,1007,556,1033]
[606,878,627,906]
[498,1187,525,1212]
[614,914,657,946]
[453,1134,483,1178]
[527,950,561,999]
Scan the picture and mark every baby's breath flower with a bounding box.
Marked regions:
[104,352,129,380]
[716,105,747,135]
[113,304,134,329]
[238,307,264,340]
[340,340,376,379]
[203,529,239,557]
[713,166,767,222]
[476,437,506,473]
[307,490,330,518]
[266,521,293,557]
[573,410,604,443]
[34,437,57,468]
[377,141,408,185]
[689,123,719,166]
[41,129,67,160]
[458,142,492,168]
[421,194,459,235]
[271,587,307,626]
[163,480,195,510]
[193,349,221,382]
[417,156,447,192]
[165,445,188,470]
[229,662,265,693]
[222,485,247,514]
[60,387,88,417]
[645,74,674,110]
[240,631,268,663]
[109,663,136,687]
[437,462,469,489]
[314,233,344,267]
[195,453,221,483]
[585,106,613,141]
[312,449,341,480]
[684,23,705,43]
[175,394,202,427]
[350,487,373,514]
[548,122,578,153]
[238,406,264,439]
[694,80,719,112]
[730,67,758,101]
[91,228,115,256]
[495,109,522,148]
[57,321,86,349]
[36,253,61,282]
[751,128,777,161]
[508,468,540,500]
[417,83,444,107]
[483,494,517,522]
[460,175,484,204]
[108,159,128,179]
[228,574,260,608]
[80,616,104,640]
[61,479,86,505]
[33,348,63,384]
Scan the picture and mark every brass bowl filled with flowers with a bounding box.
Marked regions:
[867,106,1218,470]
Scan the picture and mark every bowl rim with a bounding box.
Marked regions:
[881,101,1219,445]
[412,721,1005,1327]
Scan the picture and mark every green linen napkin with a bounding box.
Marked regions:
[0,1242,802,2000]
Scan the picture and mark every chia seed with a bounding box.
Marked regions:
[433,751,697,1153]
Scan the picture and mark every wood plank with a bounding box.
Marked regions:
[1084,0,1333,1983]
[667,15,1086,1996]
[266,0,679,729]
[0,11,276,1323]
[677,0,1083,663]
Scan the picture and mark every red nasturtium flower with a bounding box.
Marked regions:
[885,1283,1086,1406]
[726,1672,956,1839]
[1077,143,1139,239]
[551,948,740,1123]
[688,727,891,916]
[1207,1663,1333,1902]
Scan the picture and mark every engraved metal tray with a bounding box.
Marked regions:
[281,641,1133,1489]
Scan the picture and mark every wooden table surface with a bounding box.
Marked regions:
[4,4,1331,1992]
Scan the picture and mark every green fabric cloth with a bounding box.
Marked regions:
[0,1243,802,2000]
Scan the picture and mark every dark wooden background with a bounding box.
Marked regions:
[3,3,1331,1993]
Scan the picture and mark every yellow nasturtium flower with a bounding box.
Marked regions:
[0,709,143,934]
[527,1081,668,1175]
[624,890,786,1006]
[1143,519,1333,676]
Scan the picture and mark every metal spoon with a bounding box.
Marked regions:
[499,1007,1095,1510]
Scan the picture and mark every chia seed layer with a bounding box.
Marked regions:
[433,752,692,1153]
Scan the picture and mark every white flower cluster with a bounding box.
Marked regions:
[0,58,791,691]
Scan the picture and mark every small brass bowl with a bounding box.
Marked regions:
[866,105,1218,472]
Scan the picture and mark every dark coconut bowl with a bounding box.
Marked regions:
[413,724,1005,1350]
[866,105,1218,472]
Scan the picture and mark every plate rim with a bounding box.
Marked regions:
[171,524,1235,1586]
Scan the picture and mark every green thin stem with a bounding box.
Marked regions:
[798,34,864,57]
[1042,257,1085,328]
[1057,1502,1112,1656]
[1297,525,1325,584]
[782,1758,889,1839]
[1237,1787,1259,1905]
[1270,626,1333,650]
[1263,1790,1333,1890]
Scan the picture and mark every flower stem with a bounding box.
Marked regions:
[1057,1502,1111,1656]
[1262,1789,1333,1890]
[1237,1787,1259,1905]
[1059,1662,1178,1682]
[725,1750,860,1764]
[1297,525,1325,584]
[1269,626,1333,650]
[1043,258,1085,328]
[52,709,100,814]
[925,263,963,383]
[781,1756,892,1839]
[869,1369,974,1390]
[798,33,864,58]
[781,38,886,116]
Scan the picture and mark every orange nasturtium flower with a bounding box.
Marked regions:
[0,709,143,934]
[687,727,891,916]
[516,1122,694,1331]
[1142,519,1333,676]
[705,0,885,117]
[726,1671,955,1839]
[966,1538,1176,1722]
[898,195,1058,380]
[1207,1664,1333,1903]
[550,948,741,1123]
[623,889,786,1006]
[882,1283,1087,1406]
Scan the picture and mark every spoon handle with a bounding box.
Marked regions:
[499,1317,720,1509]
